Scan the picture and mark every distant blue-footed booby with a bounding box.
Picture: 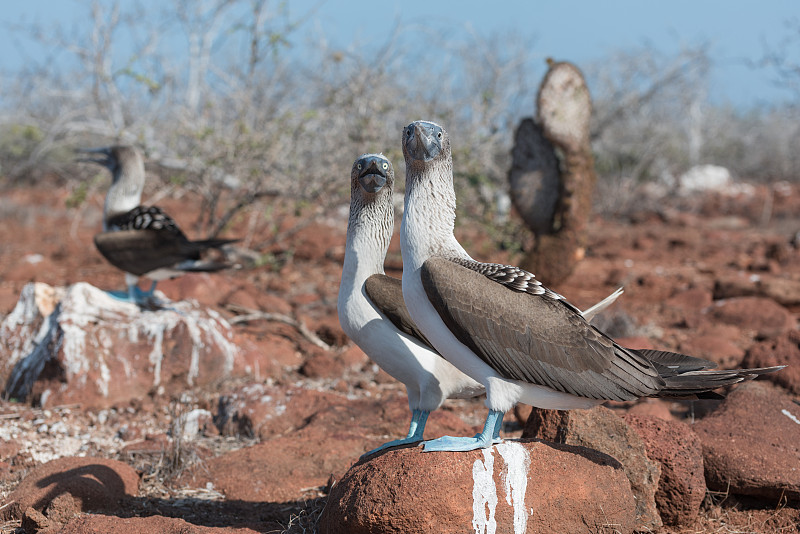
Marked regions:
[399,120,784,452]
[339,153,625,456]
[77,145,238,306]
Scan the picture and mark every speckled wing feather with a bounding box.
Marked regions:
[365,274,437,352]
[448,257,566,301]
[420,256,664,401]
[105,206,186,237]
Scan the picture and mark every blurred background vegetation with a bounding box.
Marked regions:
[0,1,798,235]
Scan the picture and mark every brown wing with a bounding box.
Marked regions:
[364,274,437,352]
[421,257,664,401]
[94,229,197,276]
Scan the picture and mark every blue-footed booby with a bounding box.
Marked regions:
[77,145,238,306]
[339,153,625,456]
[399,120,784,452]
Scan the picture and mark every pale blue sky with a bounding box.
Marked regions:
[1,0,798,109]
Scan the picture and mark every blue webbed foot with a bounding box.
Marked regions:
[105,282,162,309]
[423,409,504,452]
[423,434,494,452]
[361,409,430,459]
[106,289,134,301]
[362,436,424,458]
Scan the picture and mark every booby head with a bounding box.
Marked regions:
[351,153,394,196]
[402,120,449,165]
[77,145,147,223]
[76,146,144,185]
[76,146,117,172]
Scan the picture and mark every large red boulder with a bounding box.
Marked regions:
[693,382,800,501]
[523,406,662,531]
[318,441,636,534]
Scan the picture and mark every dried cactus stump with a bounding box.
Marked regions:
[509,60,596,286]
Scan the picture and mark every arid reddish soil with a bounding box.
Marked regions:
[0,177,799,533]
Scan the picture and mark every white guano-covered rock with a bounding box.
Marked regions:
[1,282,240,408]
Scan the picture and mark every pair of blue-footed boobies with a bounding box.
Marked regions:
[341,153,623,456]
[77,146,237,306]
[340,122,784,454]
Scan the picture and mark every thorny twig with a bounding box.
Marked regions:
[225,304,331,350]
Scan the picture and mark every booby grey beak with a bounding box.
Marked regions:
[405,122,442,162]
[357,158,388,193]
[75,147,113,168]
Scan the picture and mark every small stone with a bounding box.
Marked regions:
[21,507,51,533]
[624,414,706,526]
[1,456,139,521]
[741,330,800,395]
[710,297,795,340]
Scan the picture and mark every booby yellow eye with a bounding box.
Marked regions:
[357,163,362,170]
[382,162,388,170]
[437,131,442,139]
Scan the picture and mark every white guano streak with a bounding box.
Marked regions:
[472,443,531,534]
[497,442,531,534]
[472,447,498,534]
[782,409,800,425]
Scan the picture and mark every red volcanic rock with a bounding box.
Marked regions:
[625,399,674,421]
[179,433,365,503]
[300,348,346,379]
[663,287,713,328]
[0,282,252,409]
[742,330,800,395]
[310,315,350,348]
[214,384,345,439]
[290,221,341,261]
[624,414,706,527]
[709,297,795,340]
[0,456,139,522]
[693,381,800,501]
[158,272,237,308]
[318,441,636,534]
[338,344,369,368]
[714,273,800,307]
[54,515,263,534]
[523,406,661,531]
[0,439,20,462]
[223,287,260,311]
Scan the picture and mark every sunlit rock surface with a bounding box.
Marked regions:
[1,282,241,409]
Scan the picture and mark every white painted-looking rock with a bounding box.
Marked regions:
[0,282,242,409]
[318,440,636,534]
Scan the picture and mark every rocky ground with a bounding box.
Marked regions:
[0,178,799,533]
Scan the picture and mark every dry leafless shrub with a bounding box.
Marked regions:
[1,1,798,228]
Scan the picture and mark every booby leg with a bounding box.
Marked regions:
[361,409,430,458]
[423,409,504,452]
[106,275,159,307]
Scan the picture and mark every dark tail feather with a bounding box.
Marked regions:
[174,259,234,273]
[635,349,718,376]
[657,366,786,398]
[188,237,240,251]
